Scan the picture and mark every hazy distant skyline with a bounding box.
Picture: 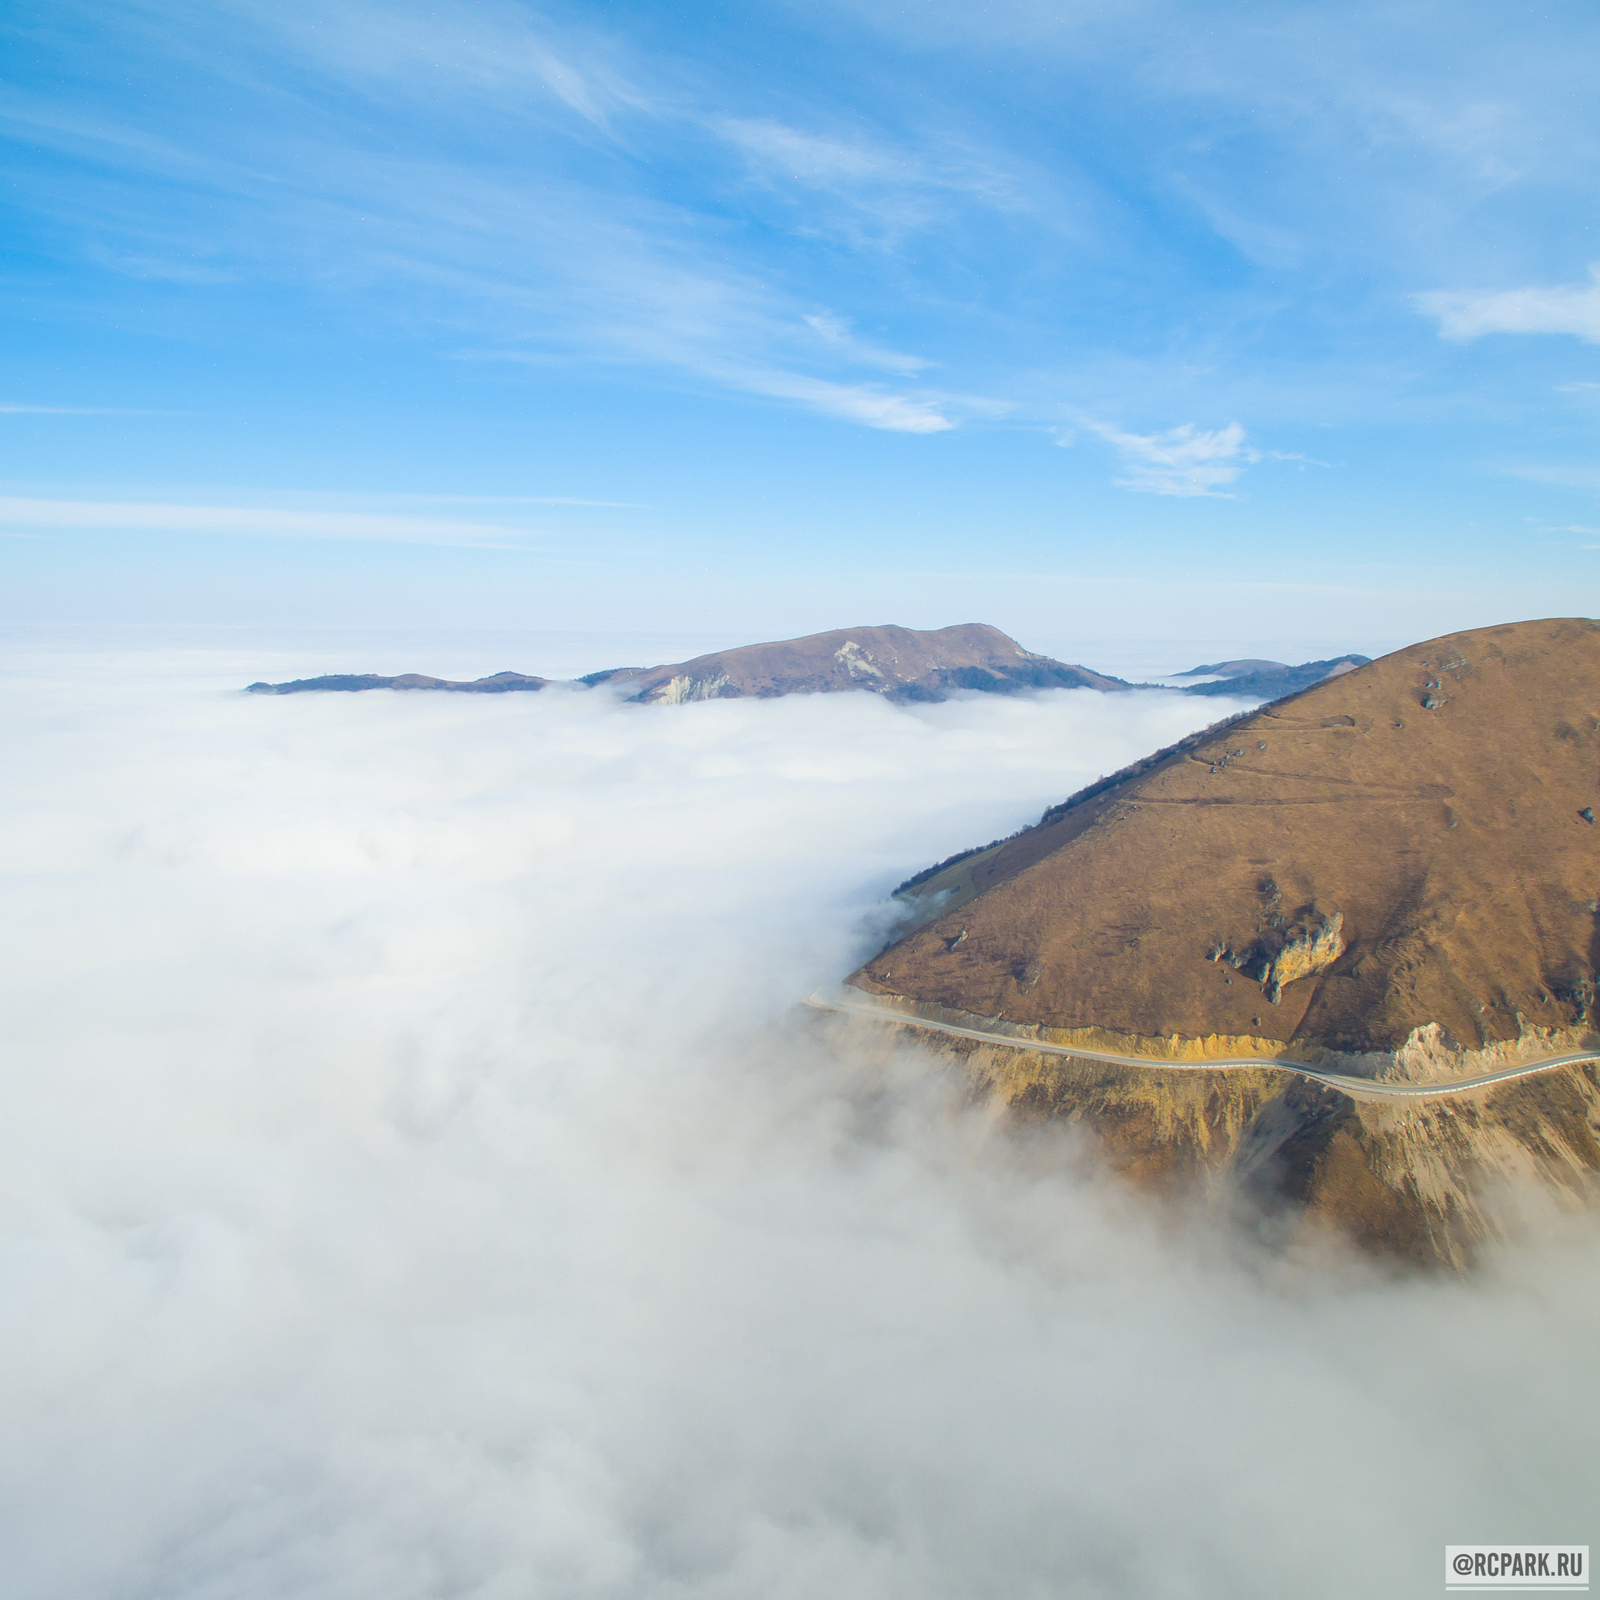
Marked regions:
[4,0,1599,648]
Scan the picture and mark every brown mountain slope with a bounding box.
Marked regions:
[844,617,1600,1266]
[582,623,1128,703]
[854,618,1600,1051]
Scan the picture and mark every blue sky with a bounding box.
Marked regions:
[3,0,1599,662]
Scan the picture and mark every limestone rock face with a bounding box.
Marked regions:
[655,672,734,704]
[1271,908,1345,989]
[1214,905,1345,1004]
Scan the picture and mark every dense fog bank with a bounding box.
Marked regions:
[1,655,1594,1600]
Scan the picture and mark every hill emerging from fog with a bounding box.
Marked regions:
[246,670,551,695]
[844,618,1600,1266]
[579,623,1127,702]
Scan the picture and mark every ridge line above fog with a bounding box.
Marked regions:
[243,622,1368,706]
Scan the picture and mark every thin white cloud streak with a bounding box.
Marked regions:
[0,403,163,415]
[1502,464,1600,491]
[0,654,1595,1598]
[0,497,553,547]
[405,494,645,507]
[1080,419,1259,496]
[1418,266,1600,343]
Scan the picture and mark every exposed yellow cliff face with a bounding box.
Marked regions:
[847,618,1600,1267]
[831,1005,1600,1270]
[1265,907,1343,996]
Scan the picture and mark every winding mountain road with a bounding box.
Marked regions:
[806,989,1600,1103]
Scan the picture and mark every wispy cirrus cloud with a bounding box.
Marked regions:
[1417,265,1600,343]
[1079,420,1259,497]
[5,5,1019,439]
[725,367,953,432]
[23,0,1599,476]
[706,112,1045,263]
[800,312,930,375]
[229,0,649,132]
[712,115,1020,208]
[714,117,896,188]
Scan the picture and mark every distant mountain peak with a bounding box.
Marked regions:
[1174,655,1372,699]
[1174,658,1290,677]
[594,623,1129,704]
[246,671,550,695]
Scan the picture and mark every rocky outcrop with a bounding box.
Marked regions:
[653,672,733,704]
[1209,904,1345,1005]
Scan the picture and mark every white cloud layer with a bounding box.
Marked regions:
[1418,265,1600,343]
[1,652,1596,1598]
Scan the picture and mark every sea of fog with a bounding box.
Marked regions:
[1,648,1595,1600]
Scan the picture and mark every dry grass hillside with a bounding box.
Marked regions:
[854,618,1600,1052]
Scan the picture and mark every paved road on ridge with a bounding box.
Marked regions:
[805,990,1600,1103]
